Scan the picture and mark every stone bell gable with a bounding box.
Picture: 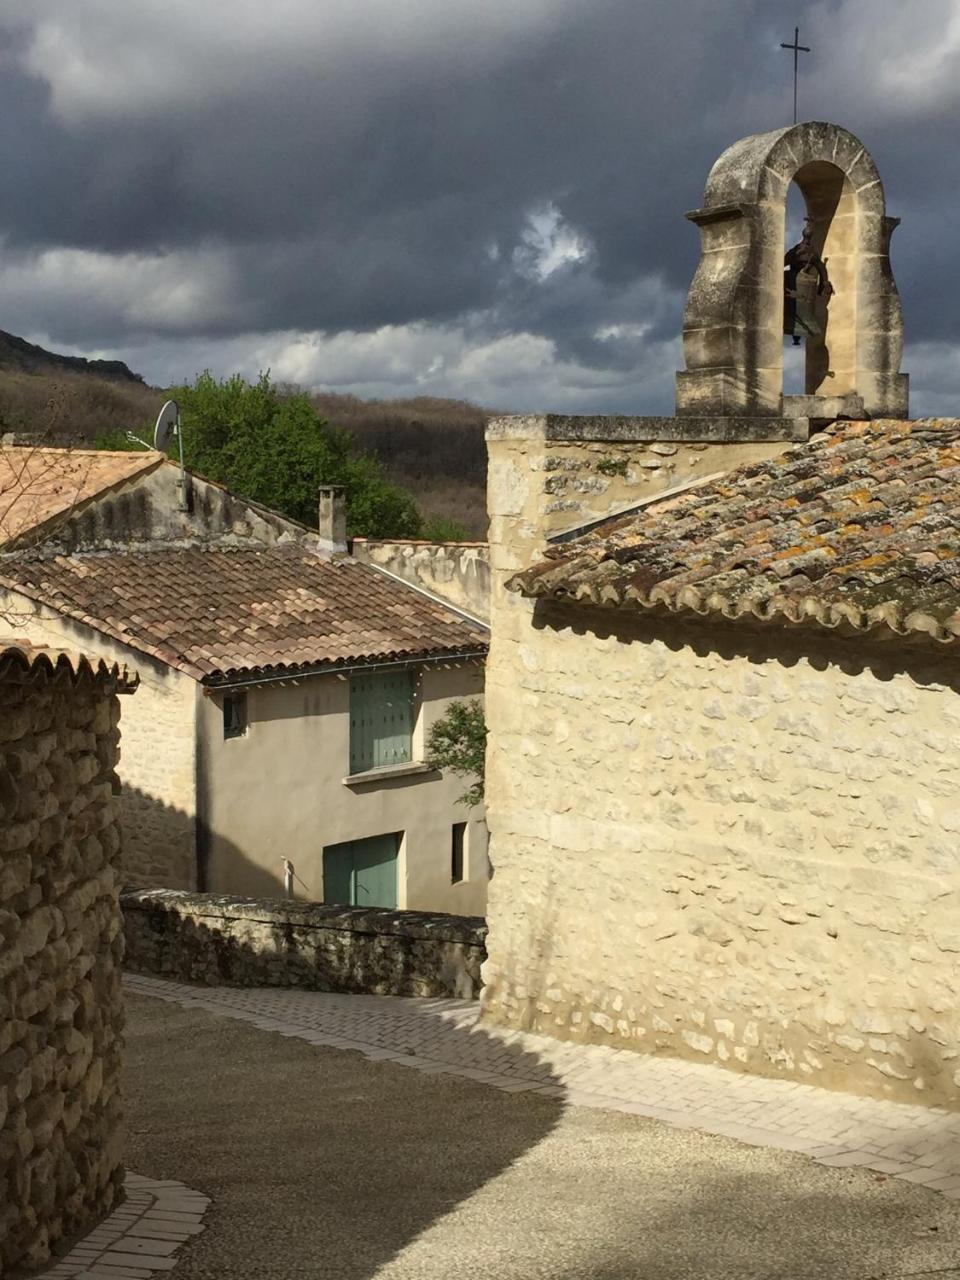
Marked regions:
[477,120,960,1108]
[676,121,908,421]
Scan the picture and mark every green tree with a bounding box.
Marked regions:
[426,698,486,807]
[421,515,472,542]
[173,372,423,538]
[100,371,424,539]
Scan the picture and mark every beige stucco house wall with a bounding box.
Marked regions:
[1,583,488,909]
[2,454,490,913]
[480,414,960,1107]
[200,659,488,913]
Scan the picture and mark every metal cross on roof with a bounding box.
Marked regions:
[780,26,811,125]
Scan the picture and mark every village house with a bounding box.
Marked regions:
[0,447,490,913]
[478,121,960,1108]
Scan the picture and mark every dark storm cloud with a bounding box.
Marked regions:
[0,0,957,411]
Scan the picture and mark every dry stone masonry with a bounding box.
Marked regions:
[0,643,136,1275]
[123,889,487,999]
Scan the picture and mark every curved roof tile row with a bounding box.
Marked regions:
[0,640,139,690]
[0,544,488,682]
[509,418,960,645]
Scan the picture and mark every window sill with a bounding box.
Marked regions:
[342,762,437,787]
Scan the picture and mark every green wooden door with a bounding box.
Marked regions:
[322,844,354,906]
[353,834,398,909]
[323,833,399,909]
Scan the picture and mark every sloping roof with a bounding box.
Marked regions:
[509,418,960,645]
[0,545,488,681]
[0,640,138,691]
[0,448,163,547]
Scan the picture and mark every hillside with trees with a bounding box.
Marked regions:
[0,341,490,537]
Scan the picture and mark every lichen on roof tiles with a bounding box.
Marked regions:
[509,418,960,645]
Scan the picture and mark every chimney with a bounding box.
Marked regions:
[318,485,347,555]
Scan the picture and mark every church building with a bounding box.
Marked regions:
[479,121,960,1107]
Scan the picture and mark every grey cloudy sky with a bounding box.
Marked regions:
[0,0,957,413]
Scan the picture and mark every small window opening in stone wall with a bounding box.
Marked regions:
[223,691,248,739]
[451,821,466,884]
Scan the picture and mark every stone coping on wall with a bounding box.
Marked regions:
[486,413,809,443]
[122,890,488,999]
[352,537,489,549]
[122,889,486,945]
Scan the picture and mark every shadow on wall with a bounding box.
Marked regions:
[531,598,960,693]
[120,785,286,898]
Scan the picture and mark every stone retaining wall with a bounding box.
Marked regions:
[0,644,135,1275]
[122,890,488,999]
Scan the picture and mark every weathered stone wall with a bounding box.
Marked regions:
[26,461,312,555]
[123,890,487,999]
[0,592,198,890]
[0,652,129,1274]
[486,416,797,593]
[481,600,960,1107]
[351,539,490,621]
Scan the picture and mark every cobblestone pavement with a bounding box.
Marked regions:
[39,1171,210,1279]
[125,973,960,1199]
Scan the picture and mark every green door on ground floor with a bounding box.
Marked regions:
[322,832,399,909]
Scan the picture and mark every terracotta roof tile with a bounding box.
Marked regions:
[0,639,139,691]
[0,545,488,681]
[509,418,960,645]
[0,448,163,547]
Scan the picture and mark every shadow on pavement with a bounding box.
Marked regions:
[123,987,960,1280]
[123,990,564,1279]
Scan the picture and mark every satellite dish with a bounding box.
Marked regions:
[154,399,179,453]
[153,398,190,512]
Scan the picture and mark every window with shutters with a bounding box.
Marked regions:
[349,670,415,774]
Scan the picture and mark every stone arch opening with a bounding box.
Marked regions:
[782,182,807,395]
[676,121,908,422]
[785,160,858,401]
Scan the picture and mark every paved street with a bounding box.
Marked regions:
[119,977,960,1278]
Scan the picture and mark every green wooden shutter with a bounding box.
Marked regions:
[349,671,414,773]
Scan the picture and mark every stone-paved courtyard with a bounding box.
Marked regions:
[98,977,960,1278]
